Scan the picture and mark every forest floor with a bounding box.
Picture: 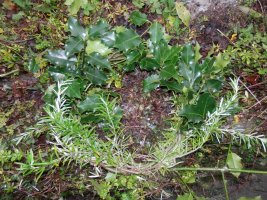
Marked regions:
[0,0,267,199]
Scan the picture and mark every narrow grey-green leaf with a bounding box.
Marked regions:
[149,22,163,44]
[27,58,39,73]
[130,10,148,26]
[143,74,160,93]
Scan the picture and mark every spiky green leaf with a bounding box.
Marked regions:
[88,20,109,39]
[86,40,112,56]
[143,74,160,93]
[68,16,87,40]
[101,31,116,47]
[78,94,101,113]
[46,50,77,67]
[85,68,107,85]
[86,52,111,70]
[180,93,216,123]
[149,22,163,44]
[115,29,141,51]
[65,80,82,98]
[65,37,84,57]
[140,58,160,71]
[160,65,177,80]
[129,10,148,26]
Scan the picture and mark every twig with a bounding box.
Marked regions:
[238,78,261,104]
[247,96,267,110]
[0,69,19,78]
[248,80,267,89]
[216,29,235,45]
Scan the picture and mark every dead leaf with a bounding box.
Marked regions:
[175,2,191,27]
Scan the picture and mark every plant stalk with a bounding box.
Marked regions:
[174,167,267,174]
[221,171,230,200]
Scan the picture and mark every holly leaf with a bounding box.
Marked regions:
[65,80,82,98]
[86,52,111,70]
[200,57,215,74]
[86,40,112,56]
[175,2,191,27]
[160,65,177,80]
[160,80,182,92]
[149,22,163,44]
[68,16,87,40]
[77,94,101,113]
[227,152,243,178]
[65,36,84,57]
[140,58,160,71]
[101,31,116,47]
[179,44,201,88]
[85,68,107,85]
[27,58,39,73]
[194,42,202,62]
[115,29,141,52]
[213,53,230,73]
[204,79,223,93]
[180,93,216,123]
[46,50,77,67]
[143,74,160,93]
[179,62,201,89]
[130,10,148,26]
[88,20,109,39]
[181,44,195,65]
[125,50,143,65]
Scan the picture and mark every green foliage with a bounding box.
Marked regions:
[91,173,143,199]
[143,74,160,92]
[65,0,101,15]
[226,151,243,178]
[6,14,266,199]
[225,25,267,74]
[115,29,142,52]
[149,22,164,44]
[180,93,216,123]
[132,0,176,16]
[129,11,148,26]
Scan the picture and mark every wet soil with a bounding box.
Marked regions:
[115,70,173,149]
